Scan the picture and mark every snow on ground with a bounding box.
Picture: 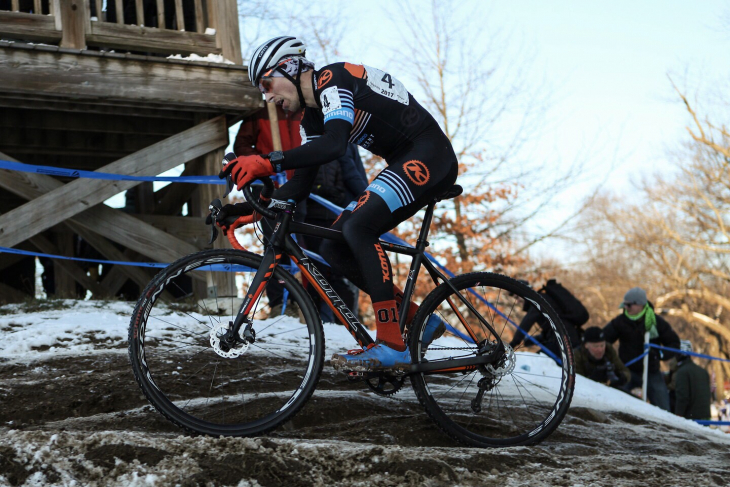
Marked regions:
[0,300,728,486]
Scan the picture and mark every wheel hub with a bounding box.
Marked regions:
[210,322,249,358]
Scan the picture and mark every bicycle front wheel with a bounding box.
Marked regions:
[128,249,324,437]
[409,272,575,447]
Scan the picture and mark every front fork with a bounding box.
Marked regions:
[229,208,292,341]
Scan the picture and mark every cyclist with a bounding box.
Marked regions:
[218,36,458,372]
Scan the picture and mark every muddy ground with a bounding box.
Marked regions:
[1,348,729,487]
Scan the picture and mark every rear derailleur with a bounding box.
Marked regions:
[471,341,515,413]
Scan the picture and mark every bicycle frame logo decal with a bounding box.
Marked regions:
[403,160,430,186]
[374,243,391,283]
[300,258,362,331]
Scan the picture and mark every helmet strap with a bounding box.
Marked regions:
[276,62,307,109]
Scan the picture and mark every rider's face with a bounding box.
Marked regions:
[262,77,299,112]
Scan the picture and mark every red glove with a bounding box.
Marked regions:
[219,155,275,191]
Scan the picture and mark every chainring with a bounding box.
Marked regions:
[366,373,406,396]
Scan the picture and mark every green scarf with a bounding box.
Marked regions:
[625,304,658,339]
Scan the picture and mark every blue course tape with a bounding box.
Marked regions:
[0,159,225,184]
[624,344,730,368]
[696,420,730,426]
[0,161,554,357]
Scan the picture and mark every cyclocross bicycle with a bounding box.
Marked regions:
[128,176,575,448]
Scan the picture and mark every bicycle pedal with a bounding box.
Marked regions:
[346,371,366,382]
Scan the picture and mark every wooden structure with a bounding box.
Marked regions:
[0,0,263,302]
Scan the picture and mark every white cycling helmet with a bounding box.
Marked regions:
[248,36,307,87]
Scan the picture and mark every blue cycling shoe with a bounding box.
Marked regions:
[331,342,411,373]
[421,313,446,348]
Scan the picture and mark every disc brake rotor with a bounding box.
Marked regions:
[485,343,516,377]
[210,322,249,358]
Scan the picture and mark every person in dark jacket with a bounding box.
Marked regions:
[509,281,582,362]
[574,327,631,389]
[674,340,712,420]
[603,287,680,411]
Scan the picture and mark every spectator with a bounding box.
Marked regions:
[233,106,303,317]
[603,287,680,411]
[573,326,630,389]
[674,340,712,420]
[509,279,587,360]
[299,146,367,322]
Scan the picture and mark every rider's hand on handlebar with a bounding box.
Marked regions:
[218,155,275,191]
[205,202,262,235]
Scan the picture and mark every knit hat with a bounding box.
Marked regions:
[619,287,648,308]
[583,326,605,343]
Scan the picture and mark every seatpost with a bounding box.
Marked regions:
[415,201,436,251]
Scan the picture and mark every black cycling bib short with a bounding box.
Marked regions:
[273,62,458,305]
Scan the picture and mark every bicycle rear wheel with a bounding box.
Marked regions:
[128,249,323,437]
[409,272,575,447]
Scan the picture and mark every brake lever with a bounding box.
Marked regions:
[208,198,223,244]
[221,152,237,198]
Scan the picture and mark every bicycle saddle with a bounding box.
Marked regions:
[437,185,463,201]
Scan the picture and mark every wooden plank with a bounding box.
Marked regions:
[99,265,129,295]
[0,11,63,43]
[59,0,87,49]
[0,46,259,111]
[174,0,184,31]
[0,117,227,250]
[0,107,191,136]
[29,232,111,297]
[88,18,219,54]
[0,151,203,284]
[1,128,165,158]
[194,0,204,33]
[135,0,144,26]
[212,0,242,63]
[0,94,203,119]
[155,0,165,29]
[115,0,124,24]
[134,214,208,245]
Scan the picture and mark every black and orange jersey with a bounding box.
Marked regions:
[279,62,442,169]
[274,62,450,203]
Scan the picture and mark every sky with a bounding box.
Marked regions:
[341,0,730,194]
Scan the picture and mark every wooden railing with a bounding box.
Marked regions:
[0,0,241,61]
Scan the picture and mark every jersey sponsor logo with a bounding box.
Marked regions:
[353,190,370,213]
[367,170,414,213]
[403,160,430,186]
[323,109,355,123]
[374,243,391,283]
[318,69,333,88]
[400,105,420,127]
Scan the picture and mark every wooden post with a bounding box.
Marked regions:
[155,0,165,29]
[93,0,102,20]
[115,0,124,24]
[53,229,77,298]
[34,0,42,14]
[194,0,204,33]
[11,0,19,12]
[267,103,283,151]
[59,0,87,49]
[135,0,144,26]
[174,0,184,31]
[208,0,242,63]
